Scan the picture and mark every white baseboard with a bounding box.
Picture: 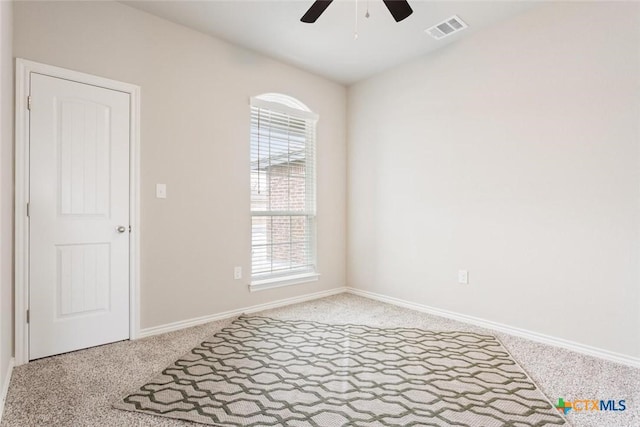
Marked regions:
[0,357,15,423]
[138,287,348,339]
[138,284,640,368]
[346,287,640,369]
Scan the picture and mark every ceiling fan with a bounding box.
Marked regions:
[301,0,413,23]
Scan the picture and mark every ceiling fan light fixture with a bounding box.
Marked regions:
[301,0,413,24]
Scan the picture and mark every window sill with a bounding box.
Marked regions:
[249,272,320,292]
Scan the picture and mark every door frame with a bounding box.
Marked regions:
[14,58,141,365]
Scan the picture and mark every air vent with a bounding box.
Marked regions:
[426,15,468,40]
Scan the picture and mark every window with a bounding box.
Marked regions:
[250,94,319,290]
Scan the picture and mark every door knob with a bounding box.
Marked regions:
[116,226,127,233]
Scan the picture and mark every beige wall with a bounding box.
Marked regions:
[0,0,14,397]
[0,2,13,402]
[13,1,347,329]
[348,2,640,358]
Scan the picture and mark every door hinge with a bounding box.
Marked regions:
[26,309,30,324]
[129,225,132,233]
[27,95,32,111]
[26,202,30,218]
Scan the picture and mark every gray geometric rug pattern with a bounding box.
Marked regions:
[115,316,567,426]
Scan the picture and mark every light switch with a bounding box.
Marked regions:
[156,184,167,199]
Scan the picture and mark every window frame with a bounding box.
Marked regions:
[249,95,319,291]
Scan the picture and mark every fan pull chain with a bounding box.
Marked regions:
[354,0,359,40]
[366,0,370,18]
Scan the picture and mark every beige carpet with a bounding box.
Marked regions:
[115,315,566,426]
[1,294,639,427]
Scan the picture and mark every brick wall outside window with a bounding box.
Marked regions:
[265,161,307,266]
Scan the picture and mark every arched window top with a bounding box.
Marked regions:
[251,93,318,122]
[256,93,312,112]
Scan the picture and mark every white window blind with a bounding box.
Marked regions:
[250,96,317,282]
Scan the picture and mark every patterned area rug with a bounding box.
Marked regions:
[115,316,567,426]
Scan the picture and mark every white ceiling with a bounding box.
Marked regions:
[123,0,538,85]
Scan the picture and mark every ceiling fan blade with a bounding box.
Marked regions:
[382,0,413,22]
[301,0,334,23]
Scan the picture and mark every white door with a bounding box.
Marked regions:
[29,73,131,360]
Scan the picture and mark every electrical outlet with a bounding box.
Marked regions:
[234,266,242,280]
[458,270,469,284]
[156,183,167,199]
